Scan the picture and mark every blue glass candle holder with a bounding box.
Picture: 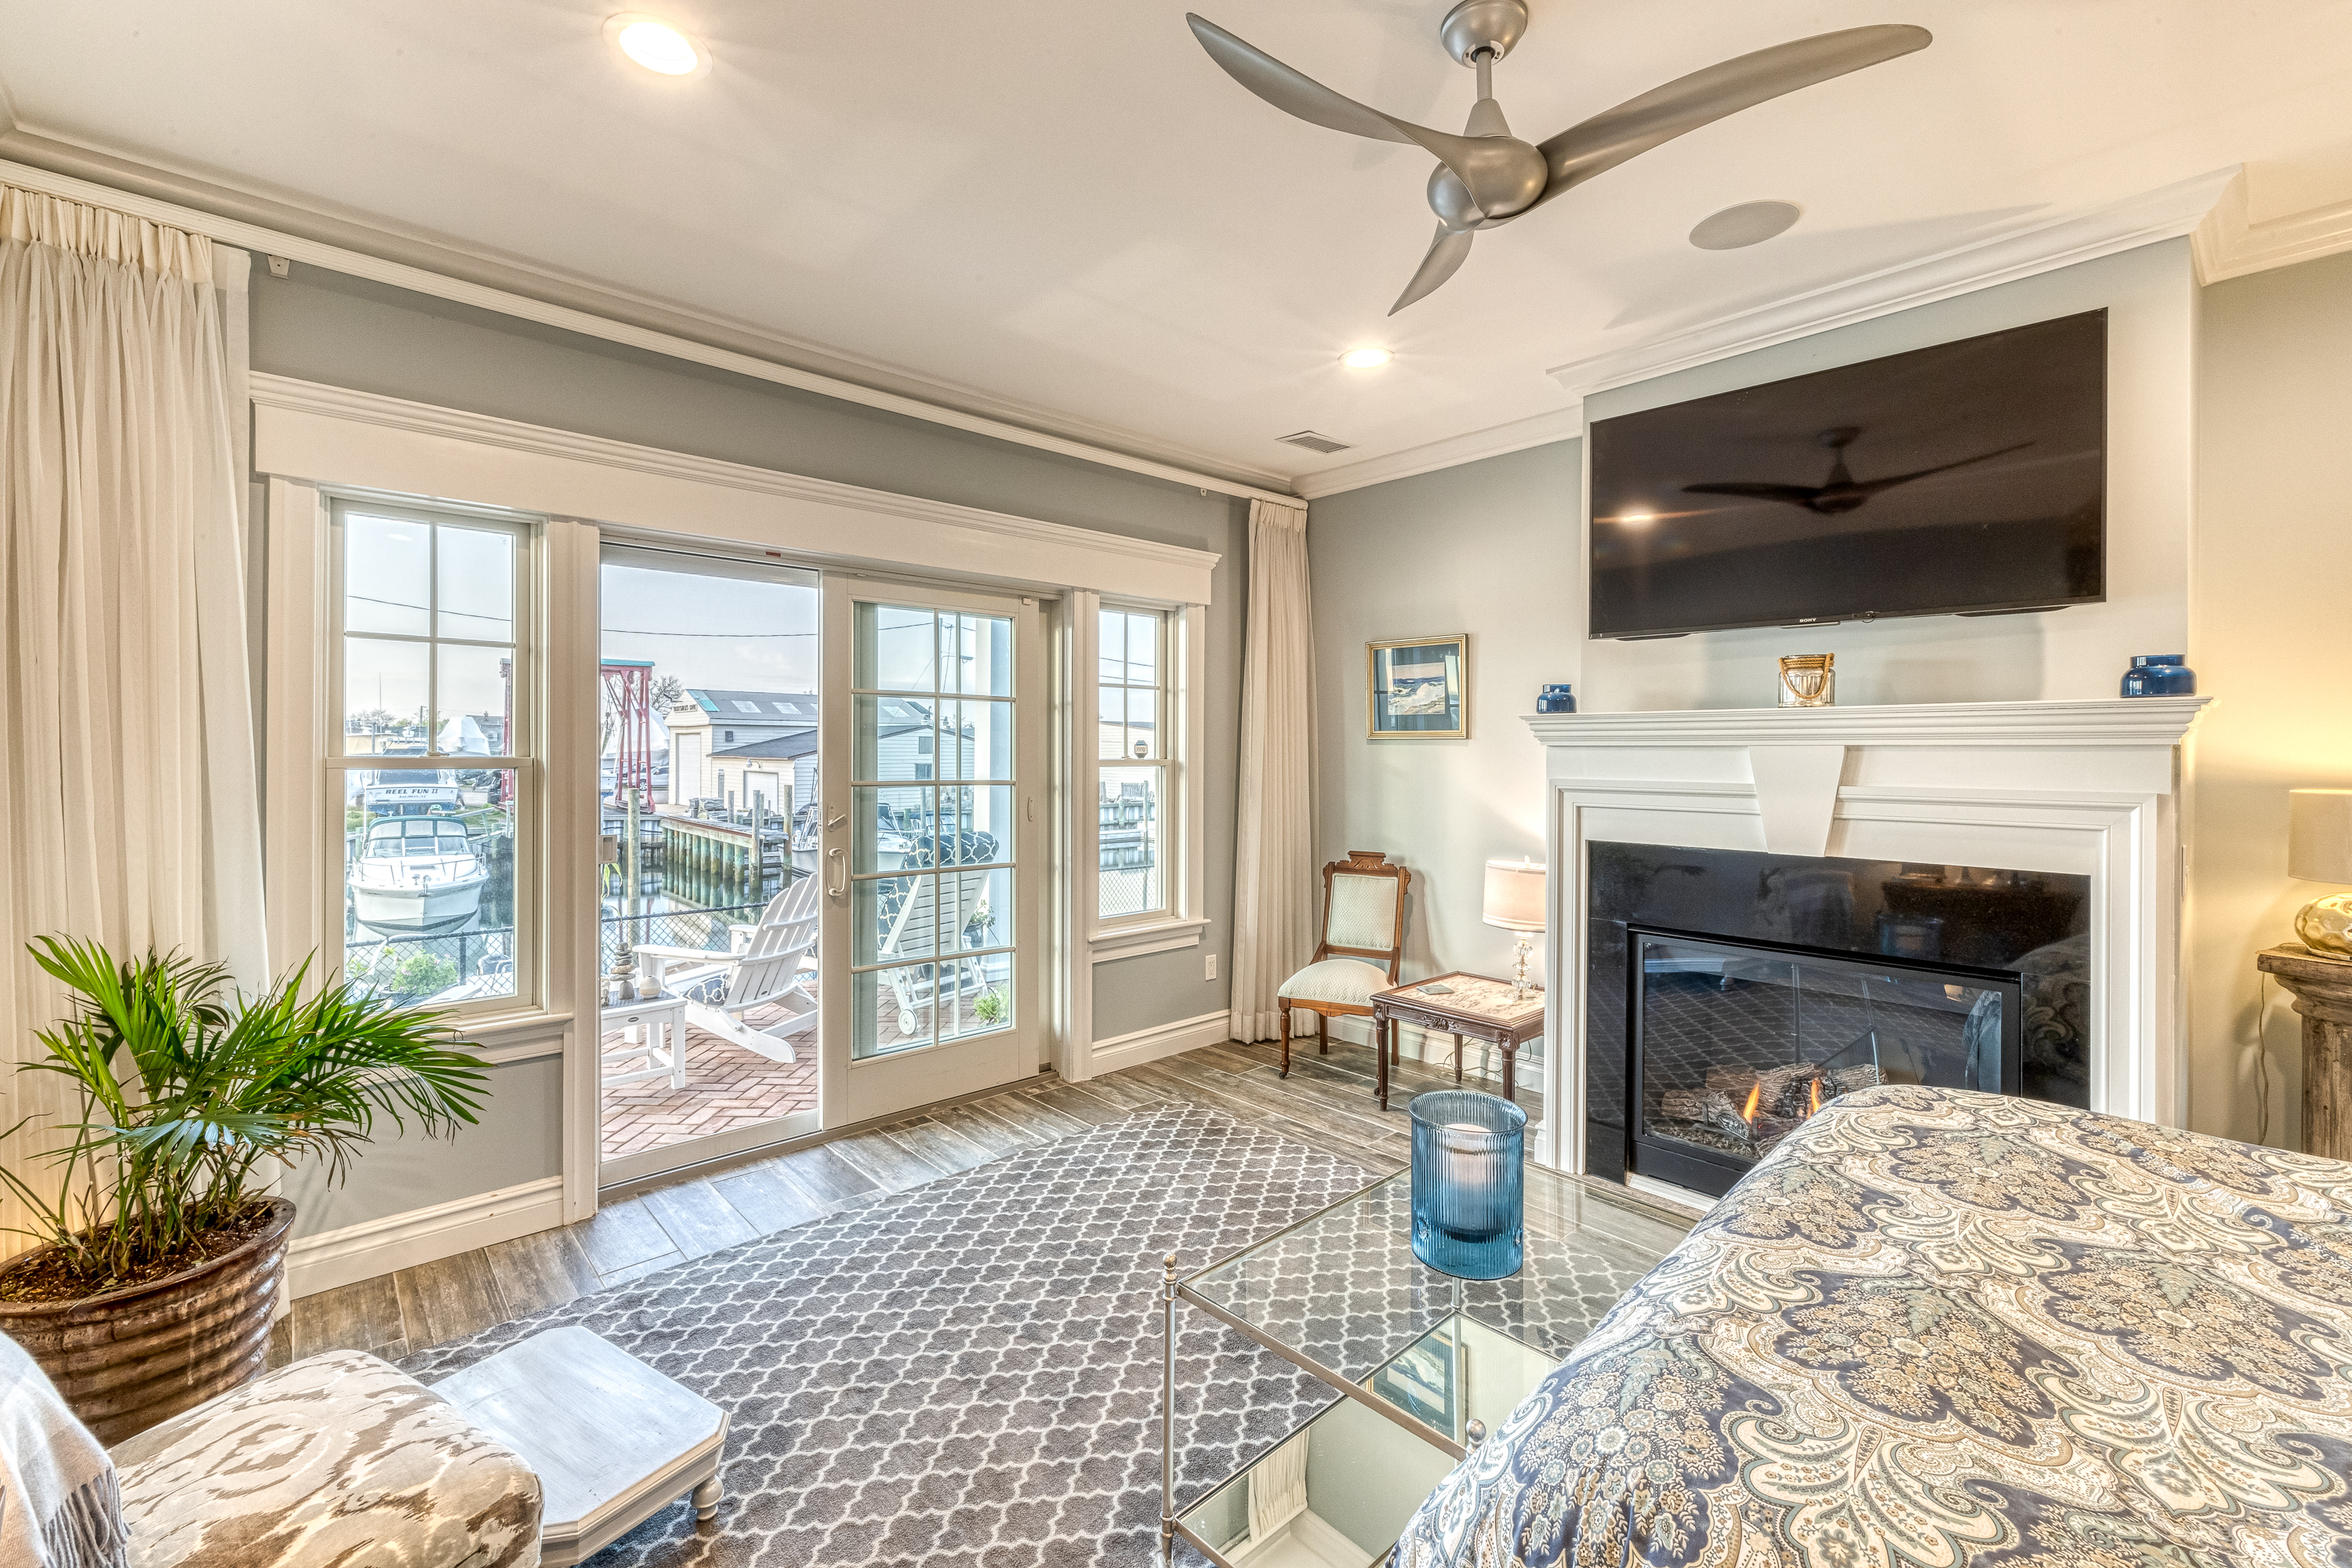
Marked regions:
[1409,1091,1526,1279]
[2119,654,2195,698]
[1536,683,1577,714]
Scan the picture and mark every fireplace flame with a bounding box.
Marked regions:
[1740,1082,1762,1128]
[1810,1077,1822,1117]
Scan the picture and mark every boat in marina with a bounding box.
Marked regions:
[351,786,490,931]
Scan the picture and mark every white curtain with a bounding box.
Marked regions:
[1230,498,1316,1043]
[0,183,264,1250]
[1246,1428,1309,1543]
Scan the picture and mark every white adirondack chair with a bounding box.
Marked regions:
[637,876,820,1062]
[877,866,997,1039]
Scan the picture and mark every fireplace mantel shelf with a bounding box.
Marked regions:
[1524,695,2209,749]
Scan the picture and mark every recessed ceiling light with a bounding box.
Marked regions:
[1690,201,1802,251]
[1340,347,1392,369]
[606,13,706,76]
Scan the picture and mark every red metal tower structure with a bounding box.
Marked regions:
[601,659,655,800]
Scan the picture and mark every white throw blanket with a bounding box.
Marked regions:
[0,1334,126,1568]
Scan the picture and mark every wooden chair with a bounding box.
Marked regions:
[637,875,820,1061]
[1276,851,1410,1083]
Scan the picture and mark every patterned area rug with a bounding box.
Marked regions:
[405,1103,1374,1566]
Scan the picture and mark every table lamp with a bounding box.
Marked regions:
[2290,789,2352,956]
[1483,858,1546,1000]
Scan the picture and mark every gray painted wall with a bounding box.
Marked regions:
[1307,440,1581,1061]
[250,262,1240,1227]
[285,1055,564,1236]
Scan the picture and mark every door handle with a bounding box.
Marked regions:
[826,845,848,899]
[826,812,847,831]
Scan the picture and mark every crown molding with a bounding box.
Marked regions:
[2192,169,2352,285]
[1291,406,1584,500]
[250,372,1221,603]
[1545,167,2240,401]
[0,127,1300,505]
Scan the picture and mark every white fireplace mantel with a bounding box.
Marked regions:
[1525,696,2210,1176]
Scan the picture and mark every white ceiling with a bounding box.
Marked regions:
[2,1,2347,489]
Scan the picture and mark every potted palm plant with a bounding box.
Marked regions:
[0,936,486,1441]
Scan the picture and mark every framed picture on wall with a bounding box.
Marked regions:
[1367,633,1468,739]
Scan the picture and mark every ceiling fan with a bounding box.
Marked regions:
[1185,2,1931,313]
[1685,427,2033,516]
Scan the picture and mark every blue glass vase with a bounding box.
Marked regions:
[2119,654,2195,698]
[1536,683,1577,713]
[1409,1091,1526,1279]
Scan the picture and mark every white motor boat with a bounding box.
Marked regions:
[351,815,490,931]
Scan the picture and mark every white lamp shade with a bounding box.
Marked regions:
[2291,789,2352,884]
[1483,858,1546,932]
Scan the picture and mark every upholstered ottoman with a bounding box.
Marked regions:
[111,1348,543,1568]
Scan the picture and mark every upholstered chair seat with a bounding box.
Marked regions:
[1275,851,1411,1091]
[1277,957,1390,1008]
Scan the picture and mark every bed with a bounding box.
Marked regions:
[1392,1084,2352,1568]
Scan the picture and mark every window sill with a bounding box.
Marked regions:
[447,1009,573,1064]
[1090,917,1209,964]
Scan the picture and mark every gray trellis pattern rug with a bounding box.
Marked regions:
[403,1103,1377,1567]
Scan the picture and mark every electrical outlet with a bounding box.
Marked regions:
[1205,952,1217,981]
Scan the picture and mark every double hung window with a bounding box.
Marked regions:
[328,500,533,1011]
[1098,605,1170,923]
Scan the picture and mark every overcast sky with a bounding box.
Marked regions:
[601,558,821,695]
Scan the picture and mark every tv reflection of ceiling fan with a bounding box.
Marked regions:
[1682,426,2033,517]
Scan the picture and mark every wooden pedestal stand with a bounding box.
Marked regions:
[2256,944,2352,1160]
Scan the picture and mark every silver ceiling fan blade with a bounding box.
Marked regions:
[1526,25,1932,211]
[1390,226,1475,314]
[1186,14,1506,207]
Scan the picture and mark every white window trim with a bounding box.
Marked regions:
[1080,599,1208,963]
[263,477,603,1225]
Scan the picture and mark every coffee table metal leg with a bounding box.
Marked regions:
[693,1475,722,1523]
[1452,1032,1462,1083]
[1501,1041,1515,1102]
[1377,1017,1390,1111]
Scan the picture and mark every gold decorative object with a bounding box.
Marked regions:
[1777,653,1835,708]
[2291,789,2352,956]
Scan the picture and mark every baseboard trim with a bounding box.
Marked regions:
[1085,1010,1232,1076]
[287,1175,566,1298]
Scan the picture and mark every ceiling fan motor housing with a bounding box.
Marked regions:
[1439,0,1530,65]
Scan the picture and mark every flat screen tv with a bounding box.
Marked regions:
[1587,310,2107,639]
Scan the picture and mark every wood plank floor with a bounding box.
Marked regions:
[270,1034,1640,1369]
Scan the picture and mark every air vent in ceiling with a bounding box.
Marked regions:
[1276,430,1353,454]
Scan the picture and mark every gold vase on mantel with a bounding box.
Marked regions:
[1777,654,1835,708]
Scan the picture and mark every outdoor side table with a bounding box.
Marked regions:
[431,1325,728,1566]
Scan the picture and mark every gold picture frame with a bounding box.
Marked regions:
[1367,633,1468,739]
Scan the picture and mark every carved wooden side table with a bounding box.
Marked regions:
[1367,973,1544,1112]
[2256,944,2352,1160]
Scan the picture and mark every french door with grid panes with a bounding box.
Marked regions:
[818,579,1041,1124]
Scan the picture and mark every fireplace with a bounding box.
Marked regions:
[1629,928,2024,1196]
[1589,842,2089,1199]
[1526,698,2206,1192]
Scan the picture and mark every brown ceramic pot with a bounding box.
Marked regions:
[0,1197,295,1443]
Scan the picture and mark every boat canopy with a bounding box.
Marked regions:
[366,819,472,858]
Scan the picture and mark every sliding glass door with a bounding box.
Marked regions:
[818,579,1041,1126]
[597,546,821,1182]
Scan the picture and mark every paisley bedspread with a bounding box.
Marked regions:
[1391,1085,2352,1568]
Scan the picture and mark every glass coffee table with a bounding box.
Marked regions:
[1156,1162,1687,1566]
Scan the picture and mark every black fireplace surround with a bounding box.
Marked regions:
[1588,842,2092,1198]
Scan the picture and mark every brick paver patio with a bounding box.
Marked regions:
[600,996,818,1161]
